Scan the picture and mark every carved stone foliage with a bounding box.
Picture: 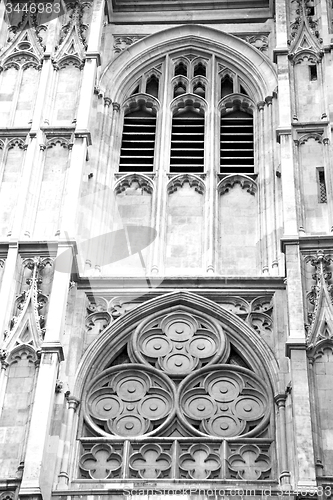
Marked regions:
[3,256,53,350]
[304,250,333,349]
[0,7,45,65]
[85,296,137,337]
[218,295,273,341]
[218,174,257,196]
[179,366,270,438]
[86,365,176,437]
[235,34,269,52]
[288,0,322,60]
[113,35,146,54]
[53,0,92,67]
[78,439,273,480]
[129,311,228,378]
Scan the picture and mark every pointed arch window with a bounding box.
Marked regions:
[220,108,254,175]
[170,103,205,173]
[119,99,157,173]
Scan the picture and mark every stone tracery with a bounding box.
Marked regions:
[80,306,273,481]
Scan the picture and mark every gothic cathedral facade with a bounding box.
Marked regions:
[0,0,332,499]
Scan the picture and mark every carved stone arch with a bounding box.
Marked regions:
[114,173,154,195]
[53,55,85,71]
[122,93,160,115]
[218,174,257,196]
[45,137,71,149]
[167,174,205,194]
[99,25,277,104]
[292,50,322,65]
[309,338,333,361]
[6,343,37,365]
[171,74,189,87]
[72,291,280,400]
[3,52,40,70]
[170,94,207,115]
[6,138,25,151]
[298,132,323,145]
[144,66,162,80]
[219,93,256,116]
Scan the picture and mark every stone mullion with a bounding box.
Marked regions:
[0,357,9,418]
[57,396,80,487]
[31,58,52,131]
[257,101,268,274]
[274,394,290,488]
[22,140,47,239]
[0,242,18,343]
[89,97,113,272]
[151,55,170,275]
[10,66,23,126]
[308,357,324,476]
[293,141,305,233]
[288,348,316,488]
[19,349,64,498]
[322,139,333,232]
[205,54,215,275]
[266,97,279,273]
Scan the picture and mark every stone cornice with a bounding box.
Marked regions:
[281,235,333,254]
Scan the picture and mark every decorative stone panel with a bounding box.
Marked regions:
[179,366,270,438]
[130,311,228,378]
[77,438,273,481]
[85,365,176,437]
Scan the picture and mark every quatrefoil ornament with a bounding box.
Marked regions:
[130,310,229,378]
[179,365,271,438]
[85,364,176,437]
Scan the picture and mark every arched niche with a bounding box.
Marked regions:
[0,139,25,237]
[0,345,37,478]
[34,139,70,238]
[51,59,82,125]
[297,135,327,233]
[165,175,205,273]
[218,176,258,276]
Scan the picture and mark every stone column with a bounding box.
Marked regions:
[57,396,80,487]
[257,101,268,274]
[0,353,9,417]
[0,243,18,343]
[274,393,291,488]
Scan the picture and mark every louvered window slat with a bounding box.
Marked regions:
[220,111,254,175]
[119,113,156,172]
[170,114,204,173]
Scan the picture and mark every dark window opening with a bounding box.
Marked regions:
[145,75,159,98]
[220,109,254,175]
[174,62,187,77]
[131,85,140,95]
[240,85,249,96]
[318,169,327,203]
[193,82,205,98]
[173,82,186,98]
[309,65,317,81]
[119,105,156,173]
[221,75,234,98]
[194,62,206,77]
[170,108,204,173]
